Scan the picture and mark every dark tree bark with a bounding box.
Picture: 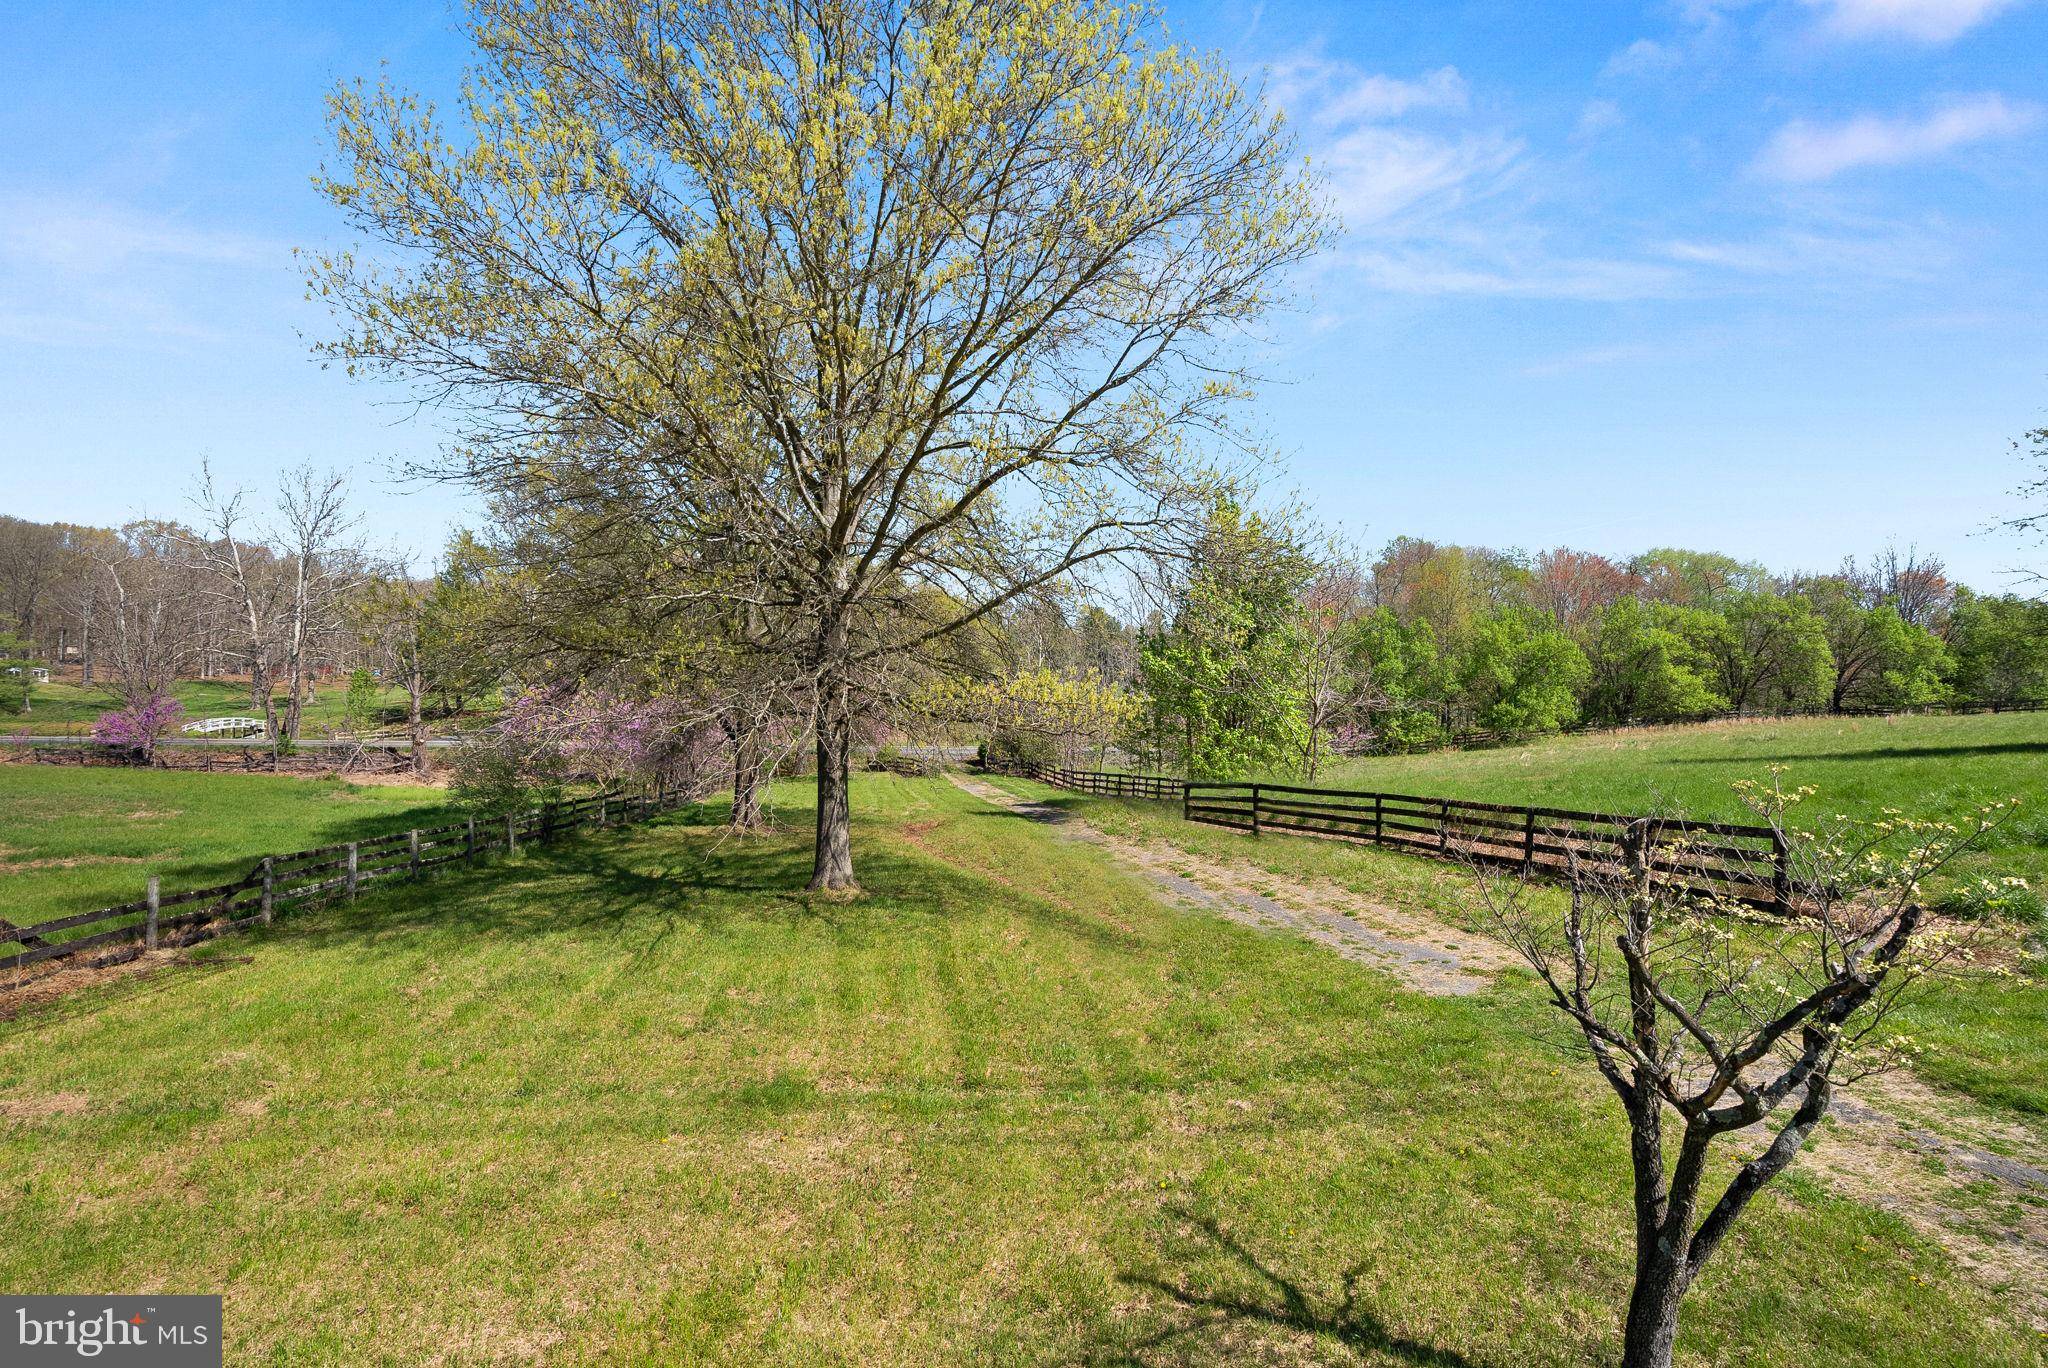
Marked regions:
[809,677,855,891]
[1470,800,2014,1368]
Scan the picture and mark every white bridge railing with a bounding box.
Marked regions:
[180,716,268,738]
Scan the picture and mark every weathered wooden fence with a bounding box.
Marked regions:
[1033,767,1187,801]
[1009,765,1788,912]
[1336,696,2048,758]
[1,787,684,977]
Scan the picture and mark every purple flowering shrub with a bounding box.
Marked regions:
[92,693,186,761]
[453,687,718,811]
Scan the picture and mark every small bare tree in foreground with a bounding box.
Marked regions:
[1470,777,2024,1368]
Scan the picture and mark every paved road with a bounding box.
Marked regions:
[0,734,463,750]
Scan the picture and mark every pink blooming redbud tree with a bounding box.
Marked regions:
[453,688,719,813]
[91,693,186,763]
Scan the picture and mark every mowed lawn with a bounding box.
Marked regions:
[999,769,2048,1121]
[0,766,450,947]
[3,774,2043,1364]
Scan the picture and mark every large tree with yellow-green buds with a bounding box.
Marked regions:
[310,0,1332,890]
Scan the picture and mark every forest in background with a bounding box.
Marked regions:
[7,494,2047,787]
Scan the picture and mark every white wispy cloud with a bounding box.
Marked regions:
[1518,341,1666,378]
[1265,53,1520,235]
[1319,126,1524,229]
[1574,100,1625,141]
[1347,247,1682,302]
[1267,55,1470,126]
[1317,66,1470,124]
[0,193,291,346]
[1263,46,1682,302]
[0,196,281,274]
[1602,38,1682,77]
[1800,0,2027,43]
[1658,222,1949,280]
[1751,93,2042,180]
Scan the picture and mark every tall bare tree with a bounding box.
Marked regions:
[189,464,367,759]
[309,0,1332,889]
[1295,555,1366,780]
[273,468,369,751]
[94,521,204,704]
[189,463,285,721]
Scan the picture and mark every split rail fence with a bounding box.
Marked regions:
[1,787,684,976]
[1006,765,1789,912]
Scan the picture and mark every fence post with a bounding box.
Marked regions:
[145,875,159,950]
[260,857,275,925]
[1522,809,1536,877]
[409,829,421,879]
[347,843,359,898]
[1439,799,1450,853]
[506,812,519,856]
[1181,784,1191,822]
[1772,831,1790,915]
[1251,784,1262,836]
[466,815,476,860]
[600,794,609,826]
[1373,794,1383,844]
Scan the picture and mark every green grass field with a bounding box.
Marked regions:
[999,773,2048,1120]
[0,766,450,942]
[7,676,457,737]
[1294,711,2048,909]
[2,772,2044,1364]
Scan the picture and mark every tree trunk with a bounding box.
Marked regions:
[727,711,767,831]
[732,745,765,830]
[248,657,271,728]
[1620,1245,1687,1368]
[406,639,426,776]
[261,691,283,769]
[809,679,856,891]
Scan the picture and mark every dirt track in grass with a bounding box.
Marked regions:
[948,773,1519,997]
[949,772,2048,1328]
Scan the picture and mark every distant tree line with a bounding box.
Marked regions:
[11,486,2046,788]
[953,503,2048,779]
[0,486,497,766]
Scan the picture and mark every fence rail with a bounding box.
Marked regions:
[1033,767,1187,801]
[1346,696,2048,758]
[1,787,684,976]
[1006,764,1788,911]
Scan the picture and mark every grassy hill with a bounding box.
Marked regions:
[2,773,2041,1364]
[1301,711,2048,908]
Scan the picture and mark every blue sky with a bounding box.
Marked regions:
[2,0,2044,588]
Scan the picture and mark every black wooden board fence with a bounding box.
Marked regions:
[1,788,685,976]
[1340,696,2048,759]
[1004,765,1789,912]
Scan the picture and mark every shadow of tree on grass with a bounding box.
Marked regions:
[1097,1208,1480,1367]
